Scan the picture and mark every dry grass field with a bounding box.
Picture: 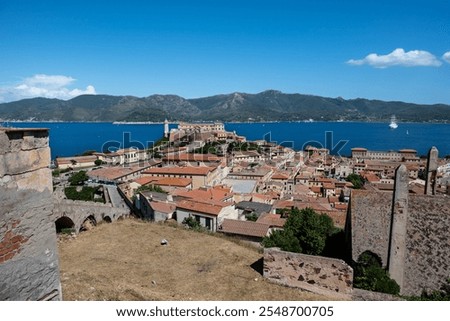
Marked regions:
[58,218,338,301]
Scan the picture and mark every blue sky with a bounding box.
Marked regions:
[0,0,449,104]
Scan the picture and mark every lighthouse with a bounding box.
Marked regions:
[164,119,169,138]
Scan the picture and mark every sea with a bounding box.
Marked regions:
[5,121,450,160]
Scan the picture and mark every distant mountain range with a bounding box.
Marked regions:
[1,90,449,123]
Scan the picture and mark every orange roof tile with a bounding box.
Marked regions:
[150,201,176,214]
[164,153,223,162]
[176,199,227,216]
[143,166,215,176]
[173,186,233,202]
[88,165,144,181]
[328,196,339,203]
[154,177,192,187]
[219,219,270,238]
[134,176,160,186]
[334,203,348,211]
[271,173,289,180]
[56,155,97,165]
[256,213,286,228]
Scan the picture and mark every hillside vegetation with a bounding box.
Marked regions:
[1,90,449,122]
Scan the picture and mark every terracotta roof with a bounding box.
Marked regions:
[362,173,380,183]
[56,155,97,165]
[328,196,339,203]
[256,213,286,228]
[323,183,335,189]
[352,147,368,151]
[334,203,348,211]
[163,153,223,162]
[150,201,176,214]
[143,166,215,176]
[273,200,295,209]
[311,186,322,193]
[251,193,274,201]
[219,219,270,238]
[176,199,227,216]
[271,172,289,180]
[134,176,160,186]
[174,186,232,202]
[154,177,192,187]
[88,165,144,181]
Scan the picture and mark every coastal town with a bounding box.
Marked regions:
[2,121,450,302]
[53,121,450,238]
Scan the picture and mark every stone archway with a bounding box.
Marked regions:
[79,215,97,233]
[55,216,75,233]
[103,216,112,223]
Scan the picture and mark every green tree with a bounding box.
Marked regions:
[68,170,89,186]
[346,173,365,189]
[262,207,335,255]
[94,159,103,166]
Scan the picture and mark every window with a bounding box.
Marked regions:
[205,217,212,230]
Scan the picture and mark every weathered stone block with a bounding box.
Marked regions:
[21,132,49,150]
[2,148,50,175]
[264,248,353,298]
[15,168,52,193]
[0,131,10,155]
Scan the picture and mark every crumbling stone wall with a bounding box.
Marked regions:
[264,248,353,298]
[0,128,61,300]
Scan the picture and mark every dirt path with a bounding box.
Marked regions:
[58,219,334,301]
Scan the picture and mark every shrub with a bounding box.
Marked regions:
[65,186,99,202]
[353,251,400,295]
[182,216,203,231]
[262,207,335,256]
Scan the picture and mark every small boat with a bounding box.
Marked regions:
[389,115,398,129]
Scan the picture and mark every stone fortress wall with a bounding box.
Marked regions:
[346,147,450,296]
[0,127,61,300]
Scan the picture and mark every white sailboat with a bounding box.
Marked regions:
[389,115,398,129]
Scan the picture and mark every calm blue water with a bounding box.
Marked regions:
[6,121,450,159]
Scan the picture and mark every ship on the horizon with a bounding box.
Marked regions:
[389,115,398,129]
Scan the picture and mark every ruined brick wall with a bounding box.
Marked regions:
[263,248,353,298]
[403,195,450,296]
[0,128,61,300]
[347,190,392,266]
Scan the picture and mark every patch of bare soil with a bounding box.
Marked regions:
[58,219,335,301]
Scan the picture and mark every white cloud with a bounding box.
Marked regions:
[347,48,442,68]
[443,52,450,64]
[0,74,96,102]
